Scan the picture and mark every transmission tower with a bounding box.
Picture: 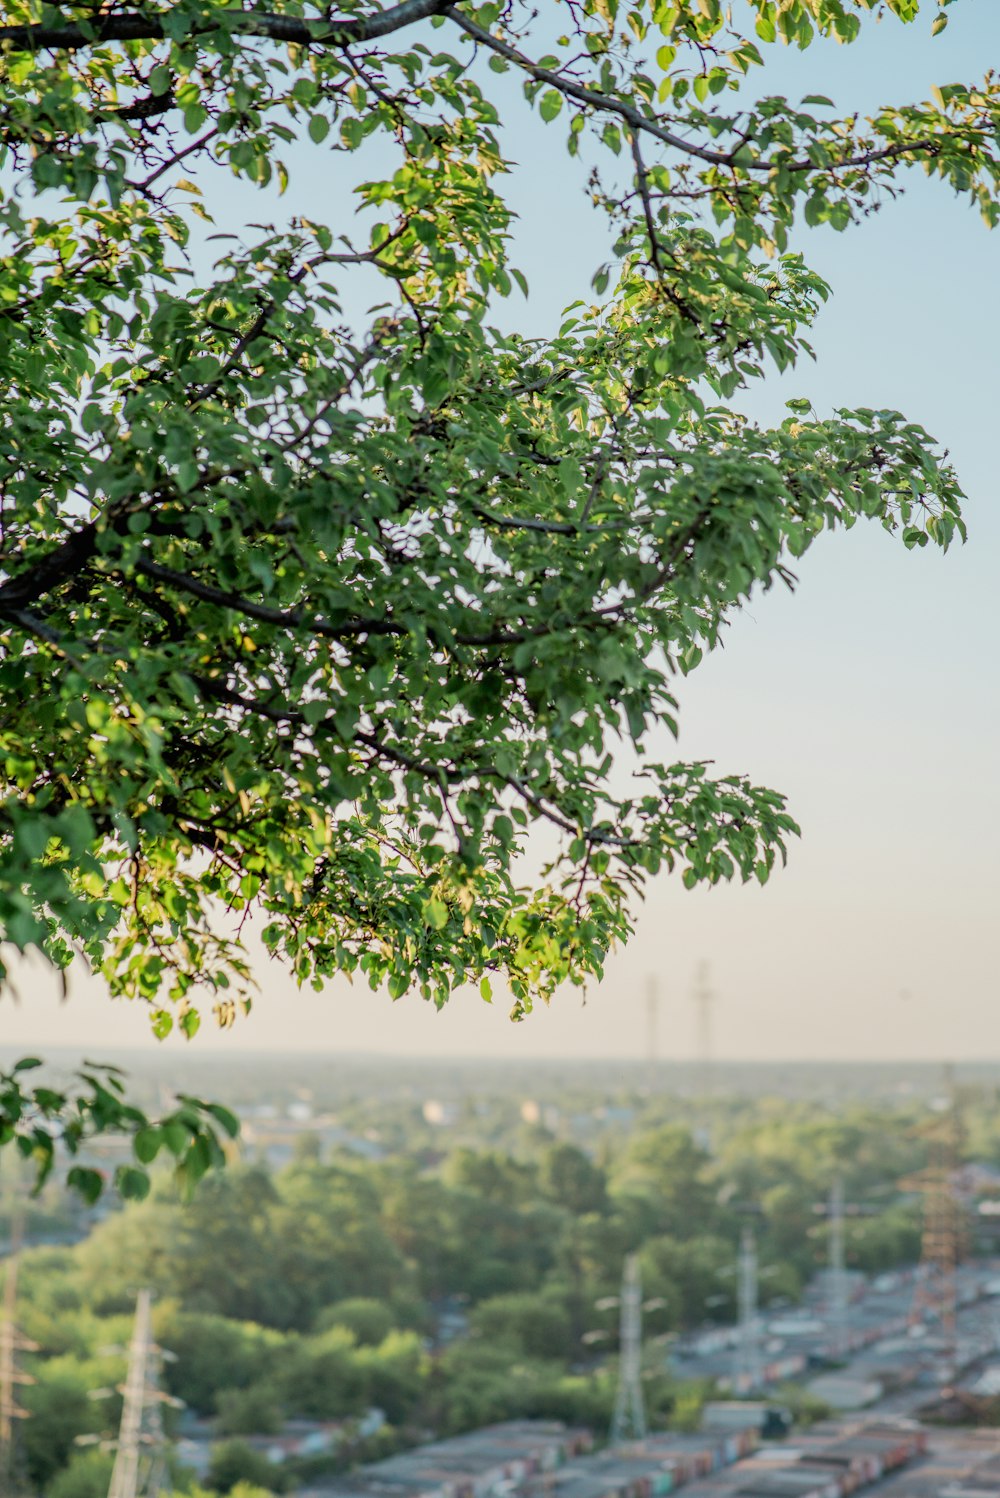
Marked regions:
[903,1074,965,1373]
[692,962,715,1100]
[645,975,659,1070]
[610,1253,647,1445]
[827,1178,850,1361]
[732,1226,763,1393]
[107,1289,172,1498]
[0,1207,34,1496]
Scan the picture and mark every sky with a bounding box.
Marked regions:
[3,0,999,1063]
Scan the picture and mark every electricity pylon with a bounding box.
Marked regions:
[692,962,715,1100]
[645,975,659,1070]
[827,1178,850,1360]
[903,1072,966,1372]
[811,1178,883,1359]
[610,1253,647,1445]
[732,1226,763,1393]
[107,1289,173,1498]
[0,1207,34,1496]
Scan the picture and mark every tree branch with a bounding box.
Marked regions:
[134,557,406,638]
[193,671,463,783]
[0,522,99,611]
[0,0,453,52]
[444,8,941,178]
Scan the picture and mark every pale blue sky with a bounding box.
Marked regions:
[4,1,999,1062]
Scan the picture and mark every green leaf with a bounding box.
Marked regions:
[133,1126,163,1163]
[67,1167,104,1204]
[151,1010,174,1039]
[423,897,449,930]
[207,1103,240,1139]
[115,1164,151,1201]
[149,64,172,96]
[180,1010,201,1039]
[162,1120,191,1156]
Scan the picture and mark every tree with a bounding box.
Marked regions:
[356,1328,427,1424]
[538,1143,609,1217]
[76,1166,289,1319]
[468,1290,575,1361]
[182,1486,279,1498]
[1,0,997,1175]
[215,1382,285,1435]
[314,1296,395,1346]
[207,1441,286,1495]
[638,1231,734,1330]
[443,1148,537,1206]
[152,1310,290,1415]
[275,1324,370,1418]
[47,1450,117,1498]
[614,1124,717,1237]
[270,1161,405,1322]
[20,1353,123,1490]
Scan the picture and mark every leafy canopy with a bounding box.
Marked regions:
[0,0,995,1182]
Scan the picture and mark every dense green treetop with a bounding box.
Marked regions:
[0,0,997,1182]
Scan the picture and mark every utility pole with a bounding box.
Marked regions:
[610,1253,647,1445]
[108,1289,172,1498]
[733,1226,763,1394]
[827,1178,849,1361]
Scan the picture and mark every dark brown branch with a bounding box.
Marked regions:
[630,130,664,277]
[0,0,452,52]
[193,671,462,783]
[502,775,638,849]
[112,89,175,122]
[190,242,406,406]
[470,506,594,536]
[0,522,99,611]
[135,126,219,191]
[134,557,407,638]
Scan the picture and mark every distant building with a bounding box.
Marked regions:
[423,1100,459,1127]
